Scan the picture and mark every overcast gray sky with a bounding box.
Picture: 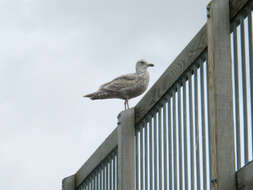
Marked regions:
[0,0,210,189]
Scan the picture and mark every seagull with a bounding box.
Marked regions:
[84,60,154,110]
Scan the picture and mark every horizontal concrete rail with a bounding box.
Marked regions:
[236,161,253,190]
[75,128,118,187]
[230,0,251,19]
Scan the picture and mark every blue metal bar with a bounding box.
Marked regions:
[233,24,241,170]
[173,90,178,190]
[149,117,153,190]
[163,102,168,190]
[153,113,158,190]
[100,167,102,190]
[200,60,207,189]
[94,174,96,190]
[140,125,144,190]
[247,10,253,157]
[107,163,109,190]
[158,107,162,189]
[116,153,118,190]
[97,172,99,190]
[113,155,115,190]
[135,130,139,190]
[108,159,112,190]
[182,78,188,190]
[144,122,148,190]
[205,54,212,189]
[240,16,249,164]
[168,96,173,190]
[188,71,195,190]
[177,83,183,190]
[92,175,95,190]
[103,164,105,190]
[194,65,200,190]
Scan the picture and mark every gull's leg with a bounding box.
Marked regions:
[124,100,127,110]
[126,99,129,109]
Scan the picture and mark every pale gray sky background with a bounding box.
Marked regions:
[0,0,209,189]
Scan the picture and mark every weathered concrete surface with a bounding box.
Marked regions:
[207,0,235,190]
[237,161,253,190]
[117,108,135,190]
[62,175,75,190]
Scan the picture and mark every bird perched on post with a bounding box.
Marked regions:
[84,60,154,110]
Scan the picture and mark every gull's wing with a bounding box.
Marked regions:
[99,73,137,92]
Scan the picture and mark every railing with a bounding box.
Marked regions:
[62,1,253,190]
[76,149,118,190]
[135,53,211,190]
[231,0,253,170]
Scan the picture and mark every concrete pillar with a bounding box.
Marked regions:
[62,175,75,190]
[117,108,135,190]
[207,0,236,189]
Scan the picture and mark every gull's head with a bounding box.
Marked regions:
[136,59,154,73]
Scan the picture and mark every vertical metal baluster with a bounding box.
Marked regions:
[145,122,148,190]
[183,78,188,190]
[136,130,139,190]
[106,163,108,190]
[109,160,112,190]
[116,152,118,190]
[140,125,144,190]
[158,107,162,189]
[205,54,212,190]
[97,171,99,190]
[173,90,178,190]
[93,174,95,190]
[168,96,173,190]
[240,16,249,163]
[100,167,102,190]
[194,65,201,190]
[103,164,105,190]
[91,176,95,190]
[200,60,207,189]
[248,10,253,157]
[177,83,183,190]
[154,113,158,190]
[163,102,168,190]
[232,24,241,170]
[113,155,115,190]
[188,71,195,190]
[149,117,153,190]
[94,173,96,190]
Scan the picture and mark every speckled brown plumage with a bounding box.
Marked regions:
[84,60,154,109]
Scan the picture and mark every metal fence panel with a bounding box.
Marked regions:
[135,52,211,190]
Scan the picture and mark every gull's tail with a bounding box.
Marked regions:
[83,91,111,100]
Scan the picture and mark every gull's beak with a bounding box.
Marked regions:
[147,63,154,67]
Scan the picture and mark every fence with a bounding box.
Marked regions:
[62,0,253,190]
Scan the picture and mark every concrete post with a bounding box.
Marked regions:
[117,108,135,190]
[207,0,236,190]
[62,175,75,190]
